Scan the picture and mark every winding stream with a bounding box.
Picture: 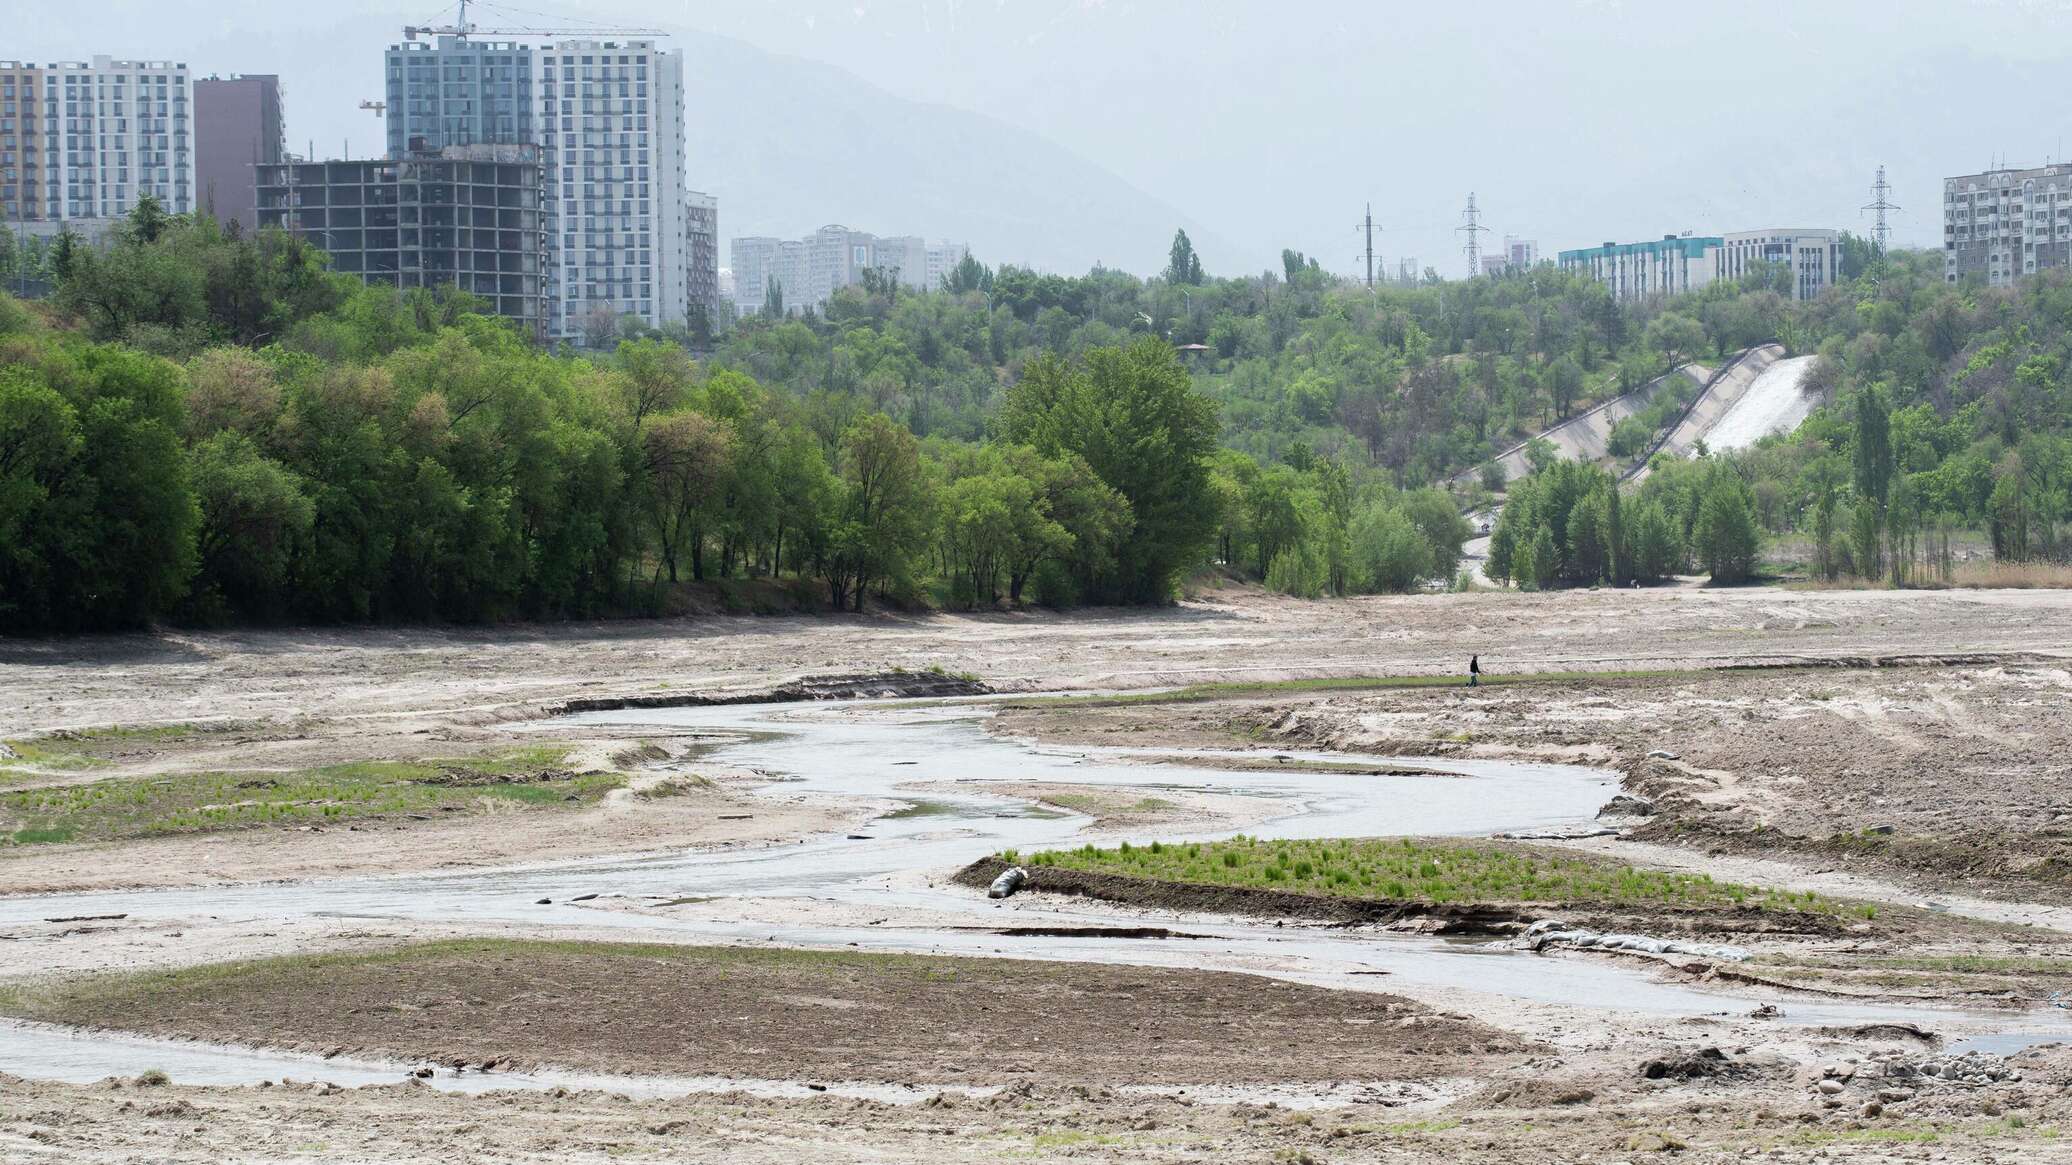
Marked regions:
[1,697,2062,1088]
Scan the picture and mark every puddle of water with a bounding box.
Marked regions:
[1949,1031,2072,1056]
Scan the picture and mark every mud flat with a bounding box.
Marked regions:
[7,591,2072,1162]
[0,938,1524,1085]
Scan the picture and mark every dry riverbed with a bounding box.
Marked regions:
[6,587,2072,1161]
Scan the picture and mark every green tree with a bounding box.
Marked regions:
[944,253,992,295]
[1643,313,1705,372]
[826,413,930,610]
[1692,471,1760,583]
[1528,524,1558,590]
[1165,229,1204,286]
[186,431,314,617]
[1852,385,1893,575]
[1001,338,1219,602]
[1347,501,1430,593]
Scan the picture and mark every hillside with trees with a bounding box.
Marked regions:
[6,203,2071,633]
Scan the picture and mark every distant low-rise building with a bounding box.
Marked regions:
[731,225,972,317]
[1715,229,1840,300]
[1944,163,2072,287]
[255,144,548,341]
[1558,234,1723,300]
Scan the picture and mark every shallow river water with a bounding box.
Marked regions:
[1,697,2063,1089]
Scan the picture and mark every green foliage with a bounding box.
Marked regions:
[1165,229,1205,286]
[1001,338,1220,602]
[1692,467,1762,583]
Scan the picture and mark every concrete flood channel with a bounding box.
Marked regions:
[1,696,2063,1091]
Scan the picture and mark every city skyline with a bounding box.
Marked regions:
[14,1,2072,279]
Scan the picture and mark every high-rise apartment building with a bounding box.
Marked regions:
[731,226,973,317]
[1504,237,1538,269]
[1715,229,1840,301]
[0,55,194,239]
[384,38,535,156]
[1557,234,1723,301]
[385,34,689,344]
[0,62,46,230]
[1943,163,2072,287]
[685,190,717,327]
[534,39,687,344]
[194,73,284,232]
[255,144,548,341]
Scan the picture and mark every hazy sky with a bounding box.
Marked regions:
[13,0,2072,277]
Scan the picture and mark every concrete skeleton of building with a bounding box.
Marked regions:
[254,143,548,341]
[730,226,969,317]
[193,73,284,232]
[0,55,194,242]
[1558,228,1839,302]
[1943,162,2072,287]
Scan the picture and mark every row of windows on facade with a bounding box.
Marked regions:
[29,76,182,88]
[401,101,651,119]
[8,100,181,115]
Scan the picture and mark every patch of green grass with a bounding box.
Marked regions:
[0,746,618,848]
[0,741,105,771]
[1017,835,1841,913]
[2,722,262,774]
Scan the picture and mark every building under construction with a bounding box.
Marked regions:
[254,143,547,341]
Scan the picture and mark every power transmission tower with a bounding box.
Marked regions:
[1861,165,1900,252]
[1458,192,1490,278]
[1355,202,1381,288]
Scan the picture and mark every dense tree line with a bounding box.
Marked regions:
[12,191,2071,629]
[3,204,1464,633]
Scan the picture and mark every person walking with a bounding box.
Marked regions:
[1468,654,1481,687]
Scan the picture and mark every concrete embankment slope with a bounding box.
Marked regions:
[1624,343,1782,486]
[1454,361,1712,488]
[1705,354,1820,453]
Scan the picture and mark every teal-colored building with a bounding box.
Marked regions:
[1557,234,1723,301]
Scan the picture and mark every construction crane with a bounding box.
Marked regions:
[402,0,660,41]
[358,100,386,117]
